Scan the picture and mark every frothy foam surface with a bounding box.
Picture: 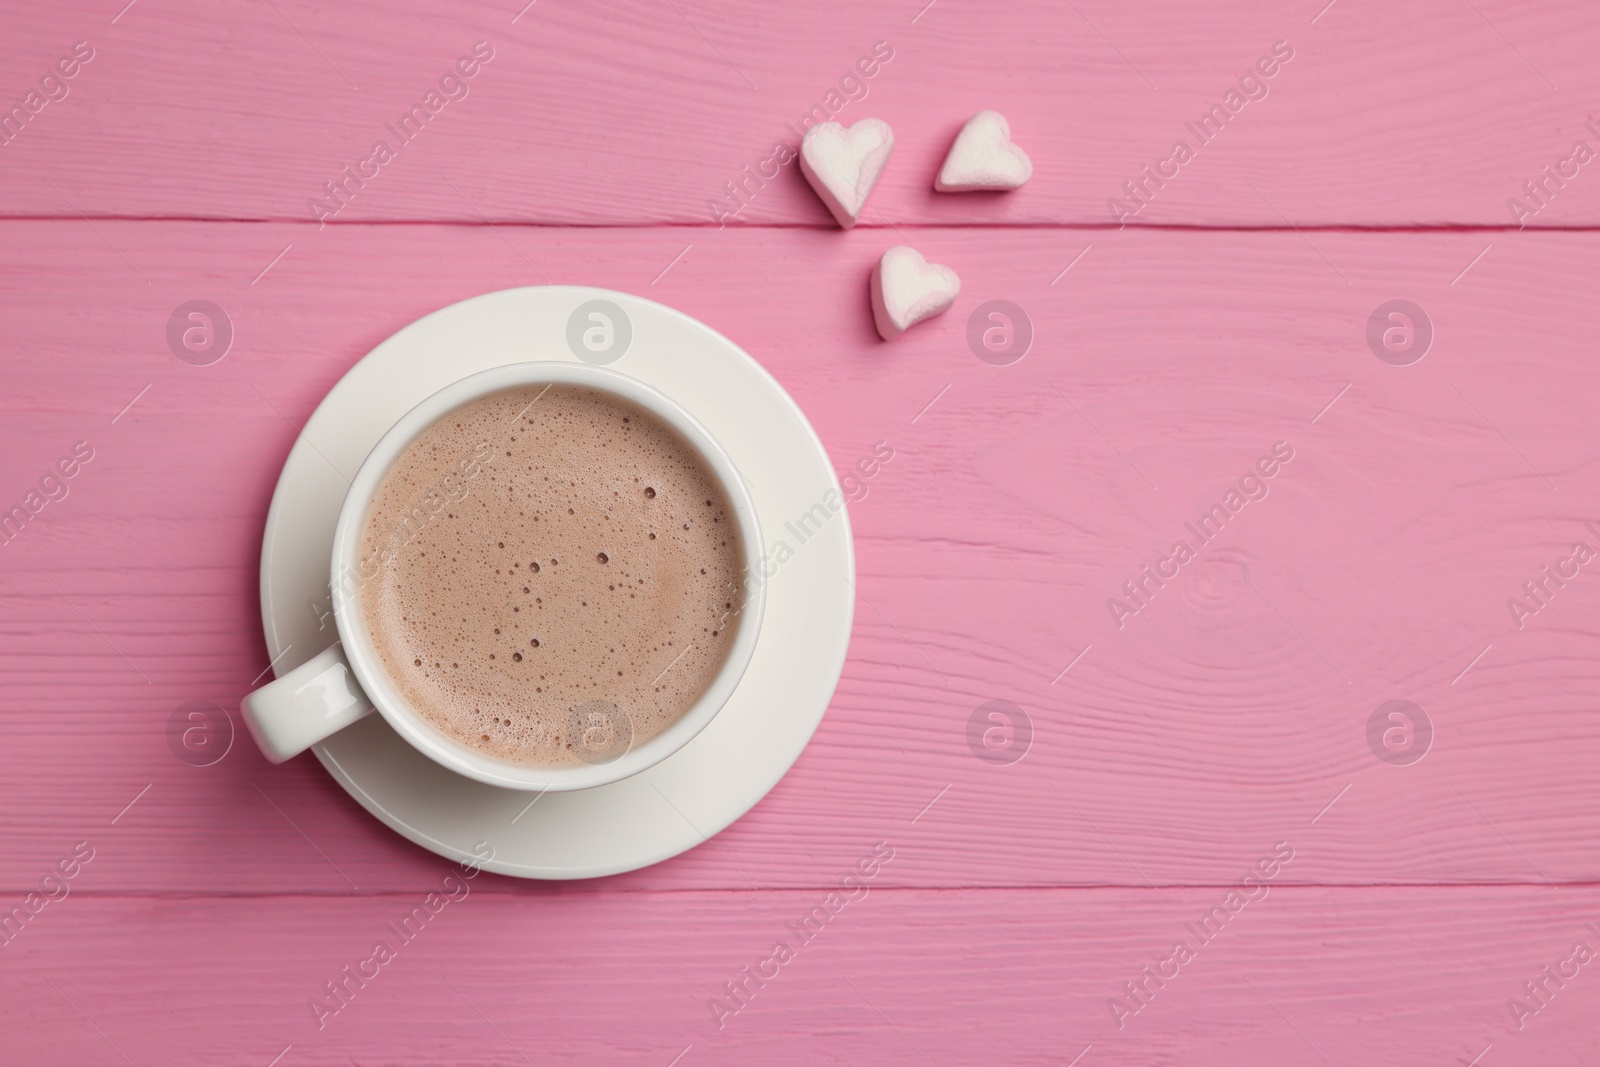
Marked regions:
[357,384,745,767]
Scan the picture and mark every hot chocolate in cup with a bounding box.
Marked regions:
[241,362,766,792]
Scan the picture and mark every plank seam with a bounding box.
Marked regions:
[1,216,1599,234]
[17,882,1600,899]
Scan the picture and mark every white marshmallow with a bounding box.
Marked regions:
[934,110,1032,192]
[870,246,961,341]
[800,119,894,228]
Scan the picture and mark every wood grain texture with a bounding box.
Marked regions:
[5,887,1600,1065]
[1,0,1599,226]
[2,221,1599,895]
[6,0,1600,1061]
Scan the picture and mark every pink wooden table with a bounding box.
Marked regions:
[4,1,1600,1063]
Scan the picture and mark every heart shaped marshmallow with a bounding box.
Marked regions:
[934,110,1032,192]
[800,119,894,228]
[870,246,961,341]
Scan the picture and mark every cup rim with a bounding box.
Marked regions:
[328,361,766,791]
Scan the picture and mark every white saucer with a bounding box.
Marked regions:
[257,286,854,879]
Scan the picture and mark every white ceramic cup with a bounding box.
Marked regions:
[240,362,765,792]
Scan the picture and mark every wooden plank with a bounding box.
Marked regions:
[2,220,1598,891]
[1,1,1598,225]
[2,886,1596,1064]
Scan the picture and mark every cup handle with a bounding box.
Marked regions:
[240,643,376,763]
